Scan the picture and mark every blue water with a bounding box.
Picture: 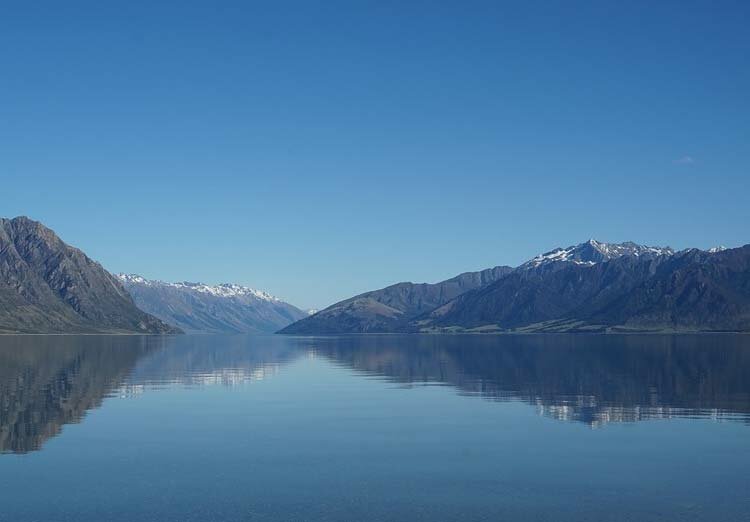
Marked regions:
[1,334,749,521]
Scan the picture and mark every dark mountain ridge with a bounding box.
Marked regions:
[278,265,513,334]
[419,244,750,333]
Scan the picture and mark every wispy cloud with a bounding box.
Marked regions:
[673,156,695,165]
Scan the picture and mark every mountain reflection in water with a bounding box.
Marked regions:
[310,334,750,426]
[0,335,306,454]
[1,334,749,454]
[0,336,157,454]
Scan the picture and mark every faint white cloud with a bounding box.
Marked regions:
[673,156,694,165]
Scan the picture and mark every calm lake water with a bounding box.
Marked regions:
[1,334,749,521]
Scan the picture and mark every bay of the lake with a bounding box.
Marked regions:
[1,334,749,521]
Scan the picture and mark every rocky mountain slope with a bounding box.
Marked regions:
[0,217,179,334]
[278,266,513,334]
[118,275,307,334]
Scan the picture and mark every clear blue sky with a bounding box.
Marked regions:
[2,1,748,309]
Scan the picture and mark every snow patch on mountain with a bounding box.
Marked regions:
[117,274,281,302]
[522,246,596,268]
[521,240,675,269]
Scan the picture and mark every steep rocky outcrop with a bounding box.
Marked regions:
[0,217,179,334]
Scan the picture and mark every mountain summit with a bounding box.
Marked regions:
[0,217,179,334]
[520,240,674,269]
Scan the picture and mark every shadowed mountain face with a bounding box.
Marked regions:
[0,217,179,334]
[590,246,750,331]
[279,266,513,334]
[309,334,750,426]
[118,275,307,334]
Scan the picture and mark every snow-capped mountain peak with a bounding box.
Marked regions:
[118,273,150,285]
[708,246,727,253]
[521,240,674,269]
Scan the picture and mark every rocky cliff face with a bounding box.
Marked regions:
[0,217,179,334]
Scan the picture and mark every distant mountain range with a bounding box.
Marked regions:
[118,274,307,334]
[0,217,178,334]
[280,240,750,334]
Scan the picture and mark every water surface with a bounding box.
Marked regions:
[1,334,749,521]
